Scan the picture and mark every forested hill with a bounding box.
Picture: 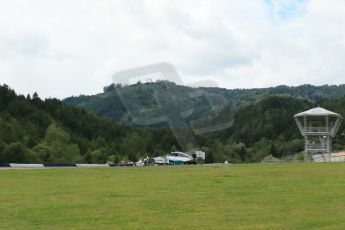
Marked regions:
[64,81,345,126]
[1,83,345,164]
[0,84,179,164]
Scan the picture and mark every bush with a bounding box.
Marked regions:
[2,142,34,163]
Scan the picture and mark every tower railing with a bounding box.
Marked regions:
[306,143,325,150]
[305,127,327,133]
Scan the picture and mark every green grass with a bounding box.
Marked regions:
[1,163,345,229]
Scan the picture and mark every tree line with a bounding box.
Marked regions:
[0,84,180,163]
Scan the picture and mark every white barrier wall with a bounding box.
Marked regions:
[10,164,45,168]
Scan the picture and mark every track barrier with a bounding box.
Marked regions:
[0,163,135,168]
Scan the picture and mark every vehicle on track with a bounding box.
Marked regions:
[136,151,206,166]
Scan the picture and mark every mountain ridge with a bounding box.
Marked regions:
[64,81,345,127]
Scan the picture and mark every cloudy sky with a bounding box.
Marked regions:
[1,0,345,99]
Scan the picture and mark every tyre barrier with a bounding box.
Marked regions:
[43,163,77,167]
[76,164,110,167]
[0,163,135,168]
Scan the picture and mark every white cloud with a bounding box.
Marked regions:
[0,0,345,98]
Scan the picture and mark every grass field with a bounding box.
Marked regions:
[1,163,345,229]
